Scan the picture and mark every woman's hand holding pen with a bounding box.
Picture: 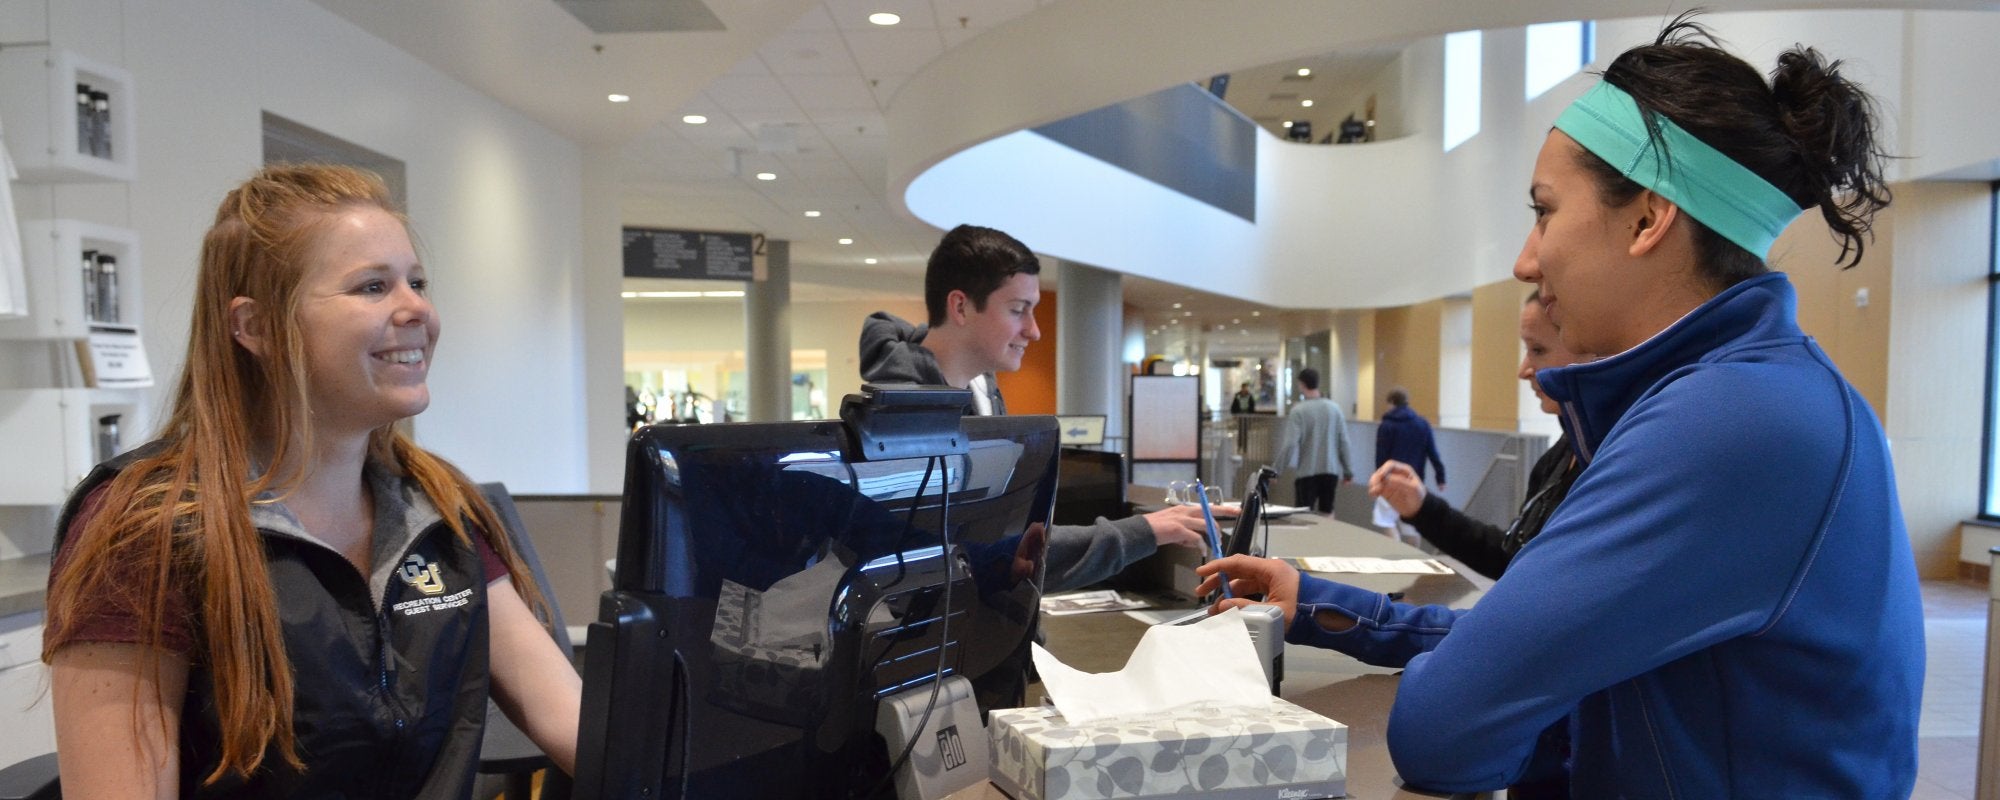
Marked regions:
[1196,555,1302,628]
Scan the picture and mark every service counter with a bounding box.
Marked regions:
[950,503,1488,800]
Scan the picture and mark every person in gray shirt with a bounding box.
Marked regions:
[1273,368,1353,513]
[860,224,1206,592]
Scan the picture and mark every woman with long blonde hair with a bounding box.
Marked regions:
[43,163,580,798]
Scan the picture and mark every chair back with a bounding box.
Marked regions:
[478,482,571,653]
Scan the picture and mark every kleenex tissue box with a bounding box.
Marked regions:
[988,698,1347,800]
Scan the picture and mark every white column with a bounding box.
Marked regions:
[745,239,792,422]
[1057,260,1124,447]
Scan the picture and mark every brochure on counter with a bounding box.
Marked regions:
[1040,589,1155,616]
[1288,556,1456,575]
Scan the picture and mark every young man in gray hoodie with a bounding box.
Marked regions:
[860,224,1205,592]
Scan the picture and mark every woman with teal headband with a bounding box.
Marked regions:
[1201,13,1920,797]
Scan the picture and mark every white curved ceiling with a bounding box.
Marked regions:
[307,0,1997,311]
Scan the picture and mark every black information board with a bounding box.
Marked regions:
[622,227,755,280]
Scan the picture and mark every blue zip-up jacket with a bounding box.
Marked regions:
[1337,273,1922,797]
[1375,406,1445,484]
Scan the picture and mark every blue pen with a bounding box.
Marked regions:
[1194,480,1233,599]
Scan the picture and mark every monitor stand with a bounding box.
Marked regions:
[875,675,989,800]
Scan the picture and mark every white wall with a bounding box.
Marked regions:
[1885,181,1990,574]
[100,0,589,493]
[1903,11,2000,179]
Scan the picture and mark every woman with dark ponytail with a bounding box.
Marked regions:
[1203,13,1921,796]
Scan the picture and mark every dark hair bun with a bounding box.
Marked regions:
[1769,47,1891,265]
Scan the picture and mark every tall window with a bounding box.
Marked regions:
[1525,21,1596,99]
[1443,30,1483,152]
[1982,181,2000,518]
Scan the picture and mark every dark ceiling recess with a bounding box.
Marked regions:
[555,0,725,33]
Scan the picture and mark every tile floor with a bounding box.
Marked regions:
[1913,578,1988,800]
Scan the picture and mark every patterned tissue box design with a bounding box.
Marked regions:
[708,578,828,724]
[989,699,1347,800]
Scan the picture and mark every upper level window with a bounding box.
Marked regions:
[1525,21,1596,100]
[1443,30,1483,152]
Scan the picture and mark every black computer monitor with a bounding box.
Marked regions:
[574,411,1059,800]
[1052,446,1125,526]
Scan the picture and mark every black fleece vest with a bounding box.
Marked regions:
[54,445,493,799]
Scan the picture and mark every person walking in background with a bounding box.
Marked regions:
[1374,388,1446,546]
[1273,368,1351,514]
[1375,387,1445,490]
[1230,382,1256,414]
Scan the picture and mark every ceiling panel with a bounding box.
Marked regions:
[811,110,889,135]
[929,0,1037,30]
[843,28,948,76]
[779,158,862,182]
[723,53,776,78]
[823,0,940,30]
[867,73,910,107]
[778,74,880,111]
[757,31,860,75]
[786,5,839,31]
[703,74,800,112]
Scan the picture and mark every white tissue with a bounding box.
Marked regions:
[1372,496,1401,528]
[1031,607,1273,725]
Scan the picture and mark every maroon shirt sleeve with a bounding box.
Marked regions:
[478,534,509,585]
[46,485,197,656]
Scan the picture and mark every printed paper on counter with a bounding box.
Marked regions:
[1289,556,1455,575]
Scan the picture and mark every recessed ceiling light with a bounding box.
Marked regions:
[804,210,821,217]
[1182,311,1192,316]
[1282,120,1293,128]
[682,114,707,124]
[1251,311,1261,316]
[608,94,631,103]
[1301,99,1314,108]
[864,258,879,265]
[755,172,777,181]
[838,238,854,245]
[1172,302,1182,309]
[868,12,901,25]
[1232,318,1240,324]
[1297,68,1312,77]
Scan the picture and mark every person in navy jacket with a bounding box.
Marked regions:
[1373,388,1444,492]
[1202,14,1922,798]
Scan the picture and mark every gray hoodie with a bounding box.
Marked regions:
[858,310,1156,592]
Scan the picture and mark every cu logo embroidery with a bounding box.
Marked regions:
[399,554,447,596]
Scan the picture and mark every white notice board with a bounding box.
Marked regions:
[1129,375,1199,462]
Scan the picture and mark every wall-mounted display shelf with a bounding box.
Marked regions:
[0,387,137,505]
[0,219,138,340]
[0,45,134,183]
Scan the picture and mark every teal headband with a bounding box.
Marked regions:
[1553,81,1803,259]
